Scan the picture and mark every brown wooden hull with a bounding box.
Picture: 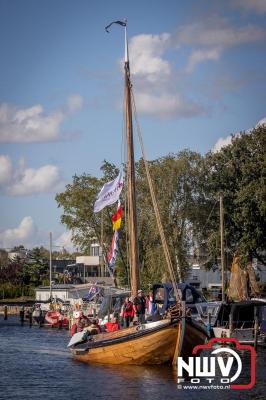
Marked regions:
[72,320,180,365]
[71,318,208,366]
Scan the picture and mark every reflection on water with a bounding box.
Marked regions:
[0,316,265,400]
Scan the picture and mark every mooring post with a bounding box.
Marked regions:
[254,306,258,350]
[4,305,8,320]
[229,312,233,337]
[20,306,25,326]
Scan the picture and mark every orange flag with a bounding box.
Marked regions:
[112,207,122,231]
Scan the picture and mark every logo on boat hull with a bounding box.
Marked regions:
[177,338,256,390]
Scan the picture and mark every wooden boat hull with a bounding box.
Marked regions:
[72,320,179,365]
[71,318,208,365]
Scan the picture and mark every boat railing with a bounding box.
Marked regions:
[233,320,254,329]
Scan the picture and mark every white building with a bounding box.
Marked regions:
[35,282,110,302]
[8,250,27,261]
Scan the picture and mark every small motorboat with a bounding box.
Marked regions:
[45,310,69,328]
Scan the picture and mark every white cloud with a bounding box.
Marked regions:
[55,231,76,253]
[129,33,202,118]
[126,18,265,118]
[8,164,64,196]
[177,18,265,48]
[256,117,266,127]
[176,17,265,72]
[212,135,233,152]
[233,0,266,14]
[0,94,83,143]
[0,155,12,184]
[135,92,202,118]
[0,155,64,196]
[66,94,83,113]
[212,116,266,152]
[0,217,75,251]
[186,48,221,73]
[0,216,37,248]
[130,33,171,83]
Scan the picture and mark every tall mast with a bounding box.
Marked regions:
[124,23,140,297]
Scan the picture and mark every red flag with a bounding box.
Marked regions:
[112,207,122,231]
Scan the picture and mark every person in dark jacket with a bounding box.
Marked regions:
[133,290,146,324]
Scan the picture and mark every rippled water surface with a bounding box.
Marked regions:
[0,316,265,400]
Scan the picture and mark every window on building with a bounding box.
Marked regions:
[192,275,198,280]
[91,246,99,256]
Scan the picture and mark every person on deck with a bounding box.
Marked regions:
[85,319,102,335]
[148,289,156,316]
[133,290,146,324]
[105,317,120,332]
[94,318,102,333]
[121,297,134,327]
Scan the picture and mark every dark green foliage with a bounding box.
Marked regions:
[204,125,266,266]
[55,126,266,288]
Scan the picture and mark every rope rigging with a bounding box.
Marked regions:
[130,86,181,303]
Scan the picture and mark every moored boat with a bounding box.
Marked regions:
[68,19,208,365]
[212,299,266,347]
[45,310,69,328]
[70,315,208,365]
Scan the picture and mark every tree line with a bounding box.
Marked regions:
[55,125,266,291]
[0,246,80,299]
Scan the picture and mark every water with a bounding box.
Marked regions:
[0,316,265,400]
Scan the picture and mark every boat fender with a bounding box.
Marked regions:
[136,324,146,331]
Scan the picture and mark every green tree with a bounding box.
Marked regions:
[24,247,48,285]
[0,249,8,268]
[55,161,119,253]
[10,245,26,252]
[203,125,266,267]
[135,150,210,284]
[55,153,210,289]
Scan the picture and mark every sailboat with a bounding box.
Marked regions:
[68,20,208,365]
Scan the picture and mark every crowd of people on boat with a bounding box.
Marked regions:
[70,289,158,336]
[17,288,159,335]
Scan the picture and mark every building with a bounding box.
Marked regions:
[8,250,28,261]
[186,264,224,298]
[72,241,108,279]
[50,259,75,274]
[35,281,114,302]
[35,284,77,302]
[186,258,266,298]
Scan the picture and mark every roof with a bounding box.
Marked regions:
[230,300,266,308]
[153,282,201,294]
[35,284,75,291]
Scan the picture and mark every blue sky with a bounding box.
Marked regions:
[0,0,265,251]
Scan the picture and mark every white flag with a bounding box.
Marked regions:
[94,170,124,213]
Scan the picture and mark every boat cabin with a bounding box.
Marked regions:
[212,299,266,345]
[152,283,207,315]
